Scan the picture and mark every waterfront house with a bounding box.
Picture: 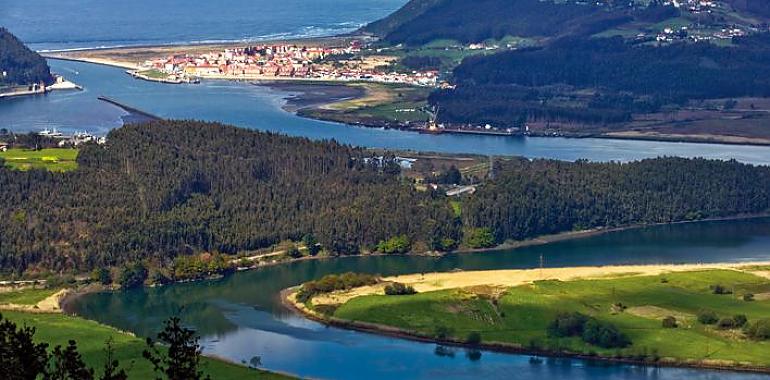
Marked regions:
[262,65,279,76]
[192,65,221,76]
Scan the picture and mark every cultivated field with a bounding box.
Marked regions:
[0,148,78,172]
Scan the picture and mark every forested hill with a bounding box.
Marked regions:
[0,121,458,274]
[431,33,770,127]
[0,28,53,87]
[360,0,678,46]
[361,0,443,38]
[2,121,770,277]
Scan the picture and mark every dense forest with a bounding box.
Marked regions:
[465,157,770,242]
[0,121,458,275]
[431,34,770,127]
[361,0,679,46]
[2,121,770,277]
[0,28,53,87]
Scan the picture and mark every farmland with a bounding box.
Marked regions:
[0,148,78,172]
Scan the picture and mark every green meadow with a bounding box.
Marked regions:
[0,287,59,305]
[331,270,770,367]
[0,148,79,172]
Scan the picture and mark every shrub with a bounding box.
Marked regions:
[118,262,148,289]
[547,312,589,338]
[302,234,320,256]
[463,227,496,249]
[90,268,112,285]
[582,319,631,349]
[286,245,303,259]
[745,319,770,341]
[435,325,454,339]
[376,235,411,254]
[547,312,631,348]
[466,331,482,345]
[384,282,417,295]
[697,309,719,325]
[717,317,736,330]
[733,314,748,328]
[296,272,379,303]
[662,316,677,329]
[710,284,732,295]
[744,293,755,302]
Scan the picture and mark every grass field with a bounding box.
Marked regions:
[326,269,770,367]
[1,289,292,379]
[0,148,78,172]
[315,82,432,124]
[0,287,59,305]
[137,69,170,79]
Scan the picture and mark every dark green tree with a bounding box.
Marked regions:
[99,339,128,380]
[143,317,211,380]
[0,313,50,380]
[46,340,94,380]
[302,234,320,256]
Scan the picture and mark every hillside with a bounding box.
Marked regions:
[431,33,770,129]
[361,0,638,45]
[0,28,53,87]
[362,0,768,46]
[2,121,770,277]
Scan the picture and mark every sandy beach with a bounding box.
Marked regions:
[41,36,358,70]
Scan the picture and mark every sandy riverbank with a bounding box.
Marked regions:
[309,261,770,306]
[0,288,72,313]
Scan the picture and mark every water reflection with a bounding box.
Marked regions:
[69,218,770,380]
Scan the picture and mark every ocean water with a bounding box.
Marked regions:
[0,0,407,51]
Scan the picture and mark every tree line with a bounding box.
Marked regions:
[2,121,770,278]
[463,157,770,242]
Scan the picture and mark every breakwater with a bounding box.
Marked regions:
[97,96,162,124]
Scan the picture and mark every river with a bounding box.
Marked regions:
[2,59,770,165]
[67,217,770,380]
[5,3,770,378]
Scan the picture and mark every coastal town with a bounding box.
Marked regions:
[129,41,440,87]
